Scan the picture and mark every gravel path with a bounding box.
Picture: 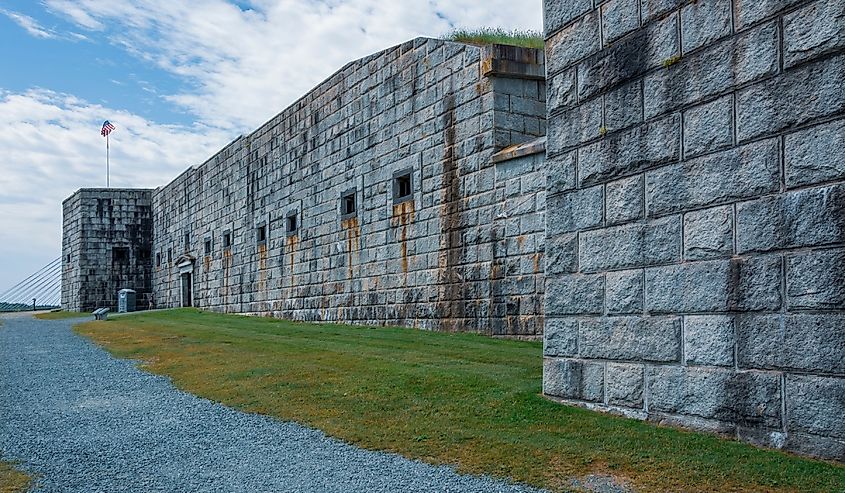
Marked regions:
[0,315,546,493]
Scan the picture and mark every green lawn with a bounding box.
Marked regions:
[0,460,30,493]
[76,309,844,493]
[34,311,89,320]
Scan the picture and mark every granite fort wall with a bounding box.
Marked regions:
[61,189,154,312]
[148,38,547,336]
[541,0,845,459]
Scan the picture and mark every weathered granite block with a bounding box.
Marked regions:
[786,375,845,440]
[682,95,734,158]
[544,0,594,36]
[547,98,603,153]
[544,318,579,357]
[737,54,845,142]
[607,363,644,407]
[646,139,780,216]
[606,174,644,225]
[578,114,680,187]
[645,21,779,119]
[546,186,604,235]
[601,0,640,43]
[606,269,644,314]
[685,315,735,367]
[787,248,845,310]
[733,0,804,30]
[784,118,845,188]
[737,314,845,373]
[543,358,605,402]
[783,0,845,69]
[546,151,577,195]
[545,233,578,275]
[605,81,643,133]
[684,205,734,261]
[580,215,681,272]
[645,256,782,313]
[547,69,577,114]
[546,11,601,75]
[681,0,732,53]
[579,316,681,362]
[646,366,782,428]
[736,182,845,253]
[546,273,605,316]
[641,0,684,23]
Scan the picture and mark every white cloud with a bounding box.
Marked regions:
[43,0,543,132]
[0,89,230,291]
[1,8,57,38]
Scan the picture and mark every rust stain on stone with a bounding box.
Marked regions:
[392,200,415,276]
[223,248,232,308]
[533,252,542,274]
[342,216,361,279]
[286,235,298,283]
[435,90,464,332]
[258,243,267,292]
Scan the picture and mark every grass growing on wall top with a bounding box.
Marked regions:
[444,28,544,49]
[75,309,845,493]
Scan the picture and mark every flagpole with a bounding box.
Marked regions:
[106,133,110,188]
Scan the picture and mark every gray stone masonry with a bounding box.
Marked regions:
[62,189,154,312]
[63,38,547,338]
[543,0,845,460]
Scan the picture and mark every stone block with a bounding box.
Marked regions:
[783,1,845,69]
[646,366,782,427]
[645,21,779,119]
[602,0,640,44]
[544,0,594,37]
[547,69,577,114]
[646,139,780,216]
[547,98,603,153]
[645,256,783,313]
[607,363,644,407]
[786,375,845,441]
[545,233,578,275]
[580,215,681,272]
[684,205,734,261]
[606,175,643,225]
[580,316,681,362]
[579,114,680,187]
[785,118,845,188]
[733,0,804,31]
[545,273,605,316]
[606,269,643,314]
[577,14,678,99]
[681,0,732,53]
[736,183,845,253]
[737,314,845,373]
[641,0,684,23]
[786,248,845,310]
[685,315,735,367]
[546,186,604,235]
[546,151,577,195]
[543,358,605,402]
[605,81,643,132]
[737,54,845,142]
[682,95,734,158]
[544,318,579,357]
[546,11,601,75]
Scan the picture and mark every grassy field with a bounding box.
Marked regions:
[0,460,30,493]
[75,309,844,493]
[444,28,544,49]
[34,311,89,320]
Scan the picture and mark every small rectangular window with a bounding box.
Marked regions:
[183,233,190,250]
[256,226,267,244]
[393,169,413,204]
[341,189,357,218]
[286,211,298,236]
[204,238,212,255]
[167,248,172,264]
[112,247,129,263]
[156,252,161,267]
[66,254,71,263]
[223,232,232,249]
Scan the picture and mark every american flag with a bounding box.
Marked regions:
[101,120,115,137]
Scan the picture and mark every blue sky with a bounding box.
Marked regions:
[0,0,543,297]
